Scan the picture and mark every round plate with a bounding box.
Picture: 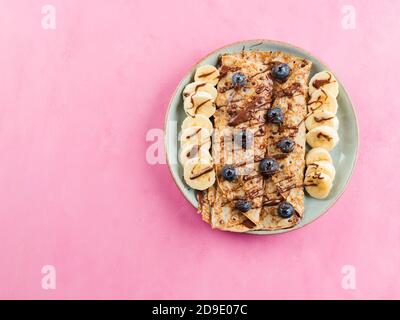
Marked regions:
[165,40,358,234]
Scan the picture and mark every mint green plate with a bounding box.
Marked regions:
[165,40,358,234]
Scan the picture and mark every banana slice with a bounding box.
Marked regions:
[306,147,332,165]
[182,114,213,133]
[309,71,339,97]
[183,158,215,190]
[194,65,220,86]
[183,81,218,100]
[183,91,216,118]
[179,144,212,165]
[305,160,336,180]
[308,89,338,114]
[304,172,333,199]
[306,126,339,151]
[180,126,211,150]
[305,110,339,131]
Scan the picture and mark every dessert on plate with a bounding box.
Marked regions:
[179,50,340,232]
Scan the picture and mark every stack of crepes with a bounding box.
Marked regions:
[198,51,312,232]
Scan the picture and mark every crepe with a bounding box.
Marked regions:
[239,51,311,230]
[207,54,274,231]
[198,50,312,232]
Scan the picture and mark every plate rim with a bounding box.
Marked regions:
[164,39,359,235]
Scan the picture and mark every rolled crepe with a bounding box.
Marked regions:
[231,51,311,230]
[208,54,273,231]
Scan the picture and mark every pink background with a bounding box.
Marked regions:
[0,0,399,299]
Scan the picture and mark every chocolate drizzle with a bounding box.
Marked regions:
[183,83,208,98]
[198,70,217,79]
[195,82,207,91]
[243,174,260,182]
[314,115,334,123]
[264,61,281,69]
[263,199,282,207]
[247,187,263,199]
[248,68,269,79]
[304,183,317,187]
[189,98,212,114]
[304,173,324,187]
[219,65,241,79]
[312,73,332,89]
[254,125,266,137]
[185,127,202,139]
[235,154,265,167]
[317,132,332,141]
[190,166,214,180]
[228,108,254,126]
[277,184,302,194]
[270,153,289,160]
[228,97,269,126]
[242,219,256,229]
[256,84,271,94]
[275,83,302,98]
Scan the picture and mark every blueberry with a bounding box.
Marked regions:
[232,72,247,87]
[278,201,294,218]
[221,165,237,181]
[277,138,295,153]
[266,107,284,125]
[259,157,279,176]
[235,199,252,213]
[271,63,291,81]
[235,130,253,149]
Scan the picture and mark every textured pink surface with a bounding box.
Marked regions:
[0,0,399,299]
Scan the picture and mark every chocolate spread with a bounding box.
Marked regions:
[312,73,332,89]
[228,97,269,126]
[275,83,302,98]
